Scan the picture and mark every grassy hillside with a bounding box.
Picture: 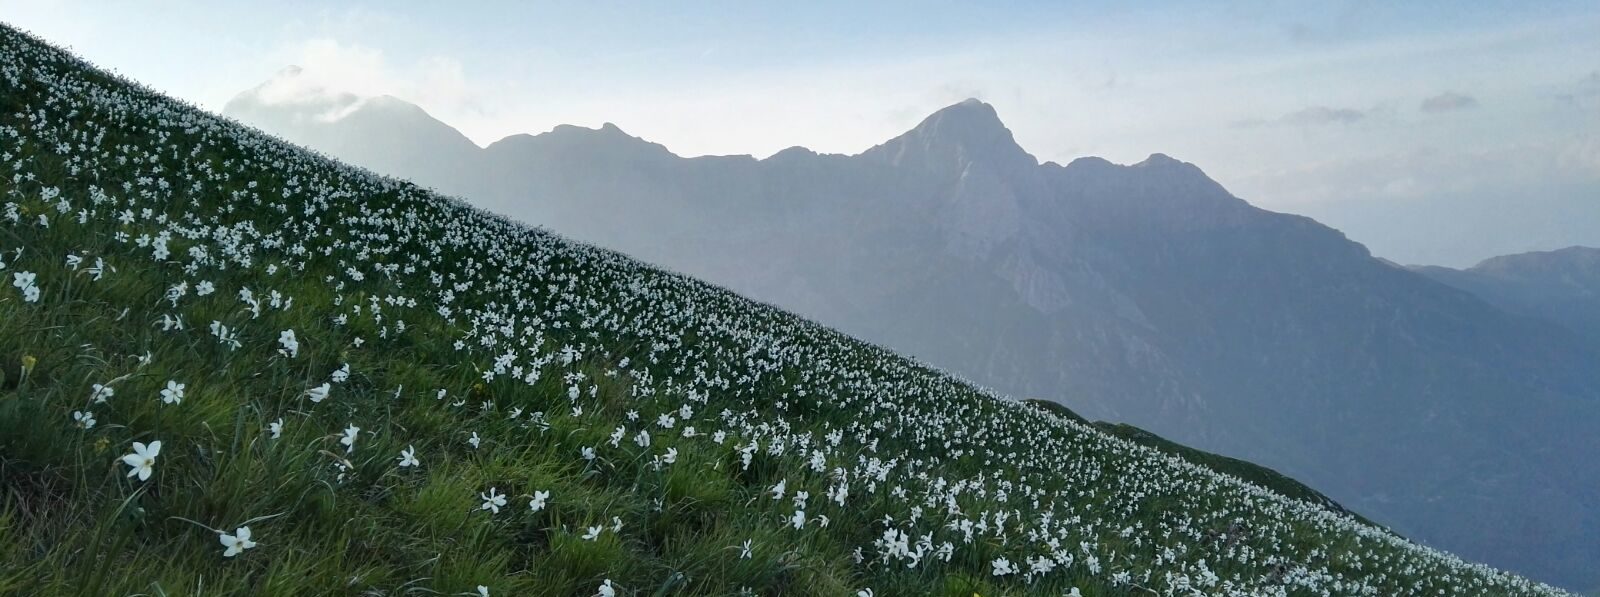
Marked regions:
[1019,399,1371,528]
[0,24,1568,596]
[1087,422,1375,528]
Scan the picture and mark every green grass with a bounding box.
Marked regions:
[0,22,1570,596]
[1088,422,1377,528]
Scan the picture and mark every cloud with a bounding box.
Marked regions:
[1231,136,1600,208]
[1280,106,1366,125]
[1557,70,1600,102]
[1547,71,1600,119]
[1579,70,1600,94]
[1419,92,1478,113]
[246,38,480,124]
[1235,106,1367,128]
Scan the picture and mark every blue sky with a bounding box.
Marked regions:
[4,0,1597,265]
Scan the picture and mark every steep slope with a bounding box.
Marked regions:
[223,76,1600,591]
[1414,246,1600,343]
[3,24,1570,596]
[1020,400,1369,528]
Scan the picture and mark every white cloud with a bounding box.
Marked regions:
[246,38,482,129]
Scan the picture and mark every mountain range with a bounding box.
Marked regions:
[1414,246,1600,344]
[224,70,1600,591]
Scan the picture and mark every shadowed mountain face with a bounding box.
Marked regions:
[1414,246,1600,344]
[224,87,1600,590]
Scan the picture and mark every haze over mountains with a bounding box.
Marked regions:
[1414,246,1600,345]
[225,71,1600,591]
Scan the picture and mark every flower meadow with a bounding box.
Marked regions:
[0,24,1570,597]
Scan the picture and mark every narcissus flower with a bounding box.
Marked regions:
[480,487,507,514]
[160,380,185,405]
[277,329,299,358]
[341,424,359,453]
[219,526,256,557]
[12,271,39,303]
[121,440,161,481]
[398,445,419,468]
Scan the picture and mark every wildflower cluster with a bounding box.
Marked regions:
[0,23,1568,597]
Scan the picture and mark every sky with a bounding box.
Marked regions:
[3,0,1597,266]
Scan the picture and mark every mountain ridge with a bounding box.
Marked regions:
[7,24,1574,594]
[1414,245,1600,344]
[223,80,1600,590]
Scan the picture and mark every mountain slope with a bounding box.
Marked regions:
[0,24,1569,596]
[224,83,1600,591]
[222,66,482,191]
[1414,246,1600,343]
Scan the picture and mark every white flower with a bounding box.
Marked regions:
[991,557,1015,576]
[480,487,507,514]
[90,383,114,403]
[268,418,283,439]
[219,526,256,557]
[857,590,874,597]
[468,431,481,449]
[86,257,109,281]
[164,281,186,305]
[277,329,299,358]
[331,363,350,383]
[595,579,616,597]
[305,383,330,403]
[195,280,215,296]
[121,440,161,481]
[580,446,596,461]
[633,429,650,448]
[160,380,185,405]
[790,509,806,530]
[13,271,39,302]
[398,445,419,468]
[661,447,678,464]
[476,586,490,597]
[529,490,550,513]
[582,525,603,541]
[72,410,96,429]
[340,424,359,453]
[738,539,753,559]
